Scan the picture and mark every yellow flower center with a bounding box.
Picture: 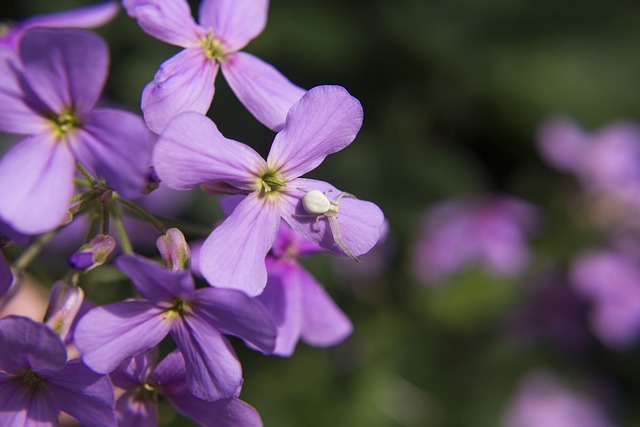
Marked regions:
[201,31,227,62]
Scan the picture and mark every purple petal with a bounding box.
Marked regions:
[115,390,157,427]
[192,287,276,354]
[259,259,303,357]
[0,46,49,134]
[281,178,385,259]
[198,0,268,51]
[116,254,195,302]
[0,252,12,298]
[271,222,323,259]
[267,85,363,177]
[171,316,242,401]
[222,52,305,132]
[22,2,120,30]
[537,116,587,173]
[149,349,186,386]
[299,266,353,347]
[123,0,203,47]
[141,47,217,134]
[154,111,264,190]
[167,393,263,427]
[109,352,154,390]
[46,360,116,427]
[0,378,60,427]
[199,193,281,296]
[20,28,108,113]
[70,108,153,199]
[0,133,75,235]
[74,301,172,374]
[0,316,66,374]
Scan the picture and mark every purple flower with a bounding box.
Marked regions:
[74,254,276,401]
[258,221,352,356]
[0,28,153,235]
[571,248,640,348]
[111,350,263,427]
[502,371,614,427]
[123,0,305,133]
[538,117,640,210]
[154,85,385,296]
[0,251,11,298]
[413,195,537,284]
[0,1,119,50]
[0,315,115,427]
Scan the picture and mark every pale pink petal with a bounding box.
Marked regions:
[20,28,108,113]
[0,134,75,235]
[123,0,203,47]
[281,178,384,259]
[198,0,268,50]
[222,52,305,132]
[142,47,218,134]
[299,266,352,347]
[153,111,265,190]
[199,193,280,296]
[23,2,120,30]
[267,85,362,177]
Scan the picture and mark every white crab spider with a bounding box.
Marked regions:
[296,189,363,263]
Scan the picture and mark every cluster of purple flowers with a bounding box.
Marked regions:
[0,1,384,426]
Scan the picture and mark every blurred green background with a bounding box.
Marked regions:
[4,0,640,426]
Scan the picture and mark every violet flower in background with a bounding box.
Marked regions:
[123,0,305,133]
[111,350,263,427]
[413,195,538,284]
[0,316,115,427]
[154,85,385,296]
[75,254,276,401]
[502,371,614,427]
[0,1,119,50]
[571,248,640,348]
[0,28,153,235]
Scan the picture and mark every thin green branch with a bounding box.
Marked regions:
[115,195,167,235]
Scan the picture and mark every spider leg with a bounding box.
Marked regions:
[328,215,363,263]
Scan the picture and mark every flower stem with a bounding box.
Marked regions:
[115,195,167,235]
[13,229,57,272]
[110,203,133,254]
[76,163,95,186]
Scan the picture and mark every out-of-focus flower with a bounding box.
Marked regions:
[154,85,384,296]
[111,350,263,427]
[0,316,115,426]
[0,28,153,234]
[122,0,305,133]
[571,248,640,348]
[502,371,614,427]
[0,1,119,50]
[413,195,537,284]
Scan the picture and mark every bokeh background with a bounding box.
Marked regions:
[3,0,640,426]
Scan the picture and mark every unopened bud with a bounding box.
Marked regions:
[69,233,116,271]
[45,281,84,341]
[156,228,191,272]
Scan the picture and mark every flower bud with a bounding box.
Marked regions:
[44,280,84,341]
[69,233,116,271]
[156,228,191,272]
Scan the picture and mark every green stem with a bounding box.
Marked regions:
[13,229,57,272]
[69,192,99,215]
[153,216,212,237]
[115,195,167,235]
[76,163,95,185]
[101,202,110,234]
[110,203,133,254]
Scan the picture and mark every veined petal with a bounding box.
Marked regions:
[141,47,217,134]
[109,352,154,390]
[153,111,264,190]
[199,193,280,296]
[0,378,30,426]
[74,301,172,374]
[0,46,50,134]
[115,390,157,427]
[116,254,195,302]
[171,316,242,401]
[198,0,268,51]
[46,360,116,427]
[22,2,120,30]
[166,394,263,427]
[222,52,305,132]
[192,287,276,354]
[0,316,66,374]
[20,28,108,113]
[70,108,152,199]
[299,266,352,347]
[281,178,384,259]
[267,85,363,178]
[123,0,203,47]
[259,259,303,357]
[0,134,75,235]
